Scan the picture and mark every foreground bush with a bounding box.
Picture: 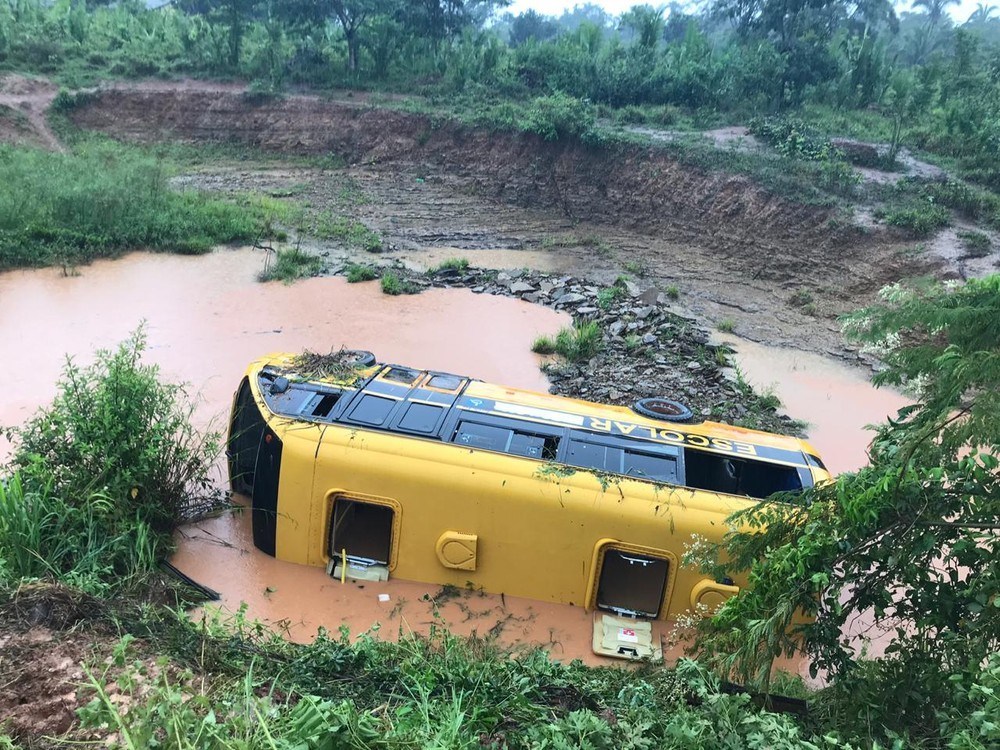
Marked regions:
[0,144,270,269]
[78,619,837,750]
[3,329,221,594]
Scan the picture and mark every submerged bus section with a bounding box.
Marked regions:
[228,352,830,659]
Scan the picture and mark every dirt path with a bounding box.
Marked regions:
[0,75,64,151]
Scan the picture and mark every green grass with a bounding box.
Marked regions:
[312,212,383,252]
[551,321,603,362]
[531,335,556,354]
[0,143,276,270]
[717,319,735,333]
[344,262,379,282]
[664,285,680,300]
[958,230,992,257]
[430,257,470,272]
[875,202,951,237]
[596,285,625,310]
[380,270,418,295]
[258,248,322,282]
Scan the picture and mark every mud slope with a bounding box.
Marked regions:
[70,90,865,267]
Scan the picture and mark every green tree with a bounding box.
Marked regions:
[694,275,1000,744]
[620,4,665,50]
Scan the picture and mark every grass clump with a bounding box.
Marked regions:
[875,202,951,237]
[313,213,383,252]
[0,144,273,270]
[430,257,470,272]
[958,230,992,257]
[344,263,378,282]
[596,285,625,310]
[258,248,322,282]
[531,335,556,354]
[716,319,735,333]
[380,270,418,295]
[554,321,603,362]
[3,329,221,596]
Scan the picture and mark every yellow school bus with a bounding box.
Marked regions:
[228,351,829,643]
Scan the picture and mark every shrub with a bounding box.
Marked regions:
[380,270,418,295]
[877,203,951,237]
[6,331,221,593]
[258,248,322,282]
[344,263,378,282]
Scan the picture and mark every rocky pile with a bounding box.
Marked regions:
[328,261,800,435]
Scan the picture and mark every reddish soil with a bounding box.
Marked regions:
[0,75,63,151]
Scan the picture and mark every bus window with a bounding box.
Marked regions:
[348,394,397,426]
[623,449,679,484]
[684,449,803,499]
[398,402,445,434]
[597,549,669,618]
[329,498,393,566]
[453,420,560,459]
[566,440,621,473]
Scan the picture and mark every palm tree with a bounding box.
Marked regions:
[912,0,961,28]
[968,3,998,23]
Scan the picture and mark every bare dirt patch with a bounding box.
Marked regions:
[0,74,63,151]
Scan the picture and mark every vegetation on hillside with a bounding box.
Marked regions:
[693,275,1000,748]
[0,142,279,269]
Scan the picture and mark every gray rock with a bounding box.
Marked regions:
[687,361,702,371]
[510,281,536,294]
[555,292,587,305]
[642,333,657,344]
[638,287,660,304]
[608,320,625,336]
[635,306,655,320]
[577,306,598,315]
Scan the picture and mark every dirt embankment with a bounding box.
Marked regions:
[68,89,863,268]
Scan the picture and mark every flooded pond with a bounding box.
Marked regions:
[715,334,911,475]
[1,248,910,667]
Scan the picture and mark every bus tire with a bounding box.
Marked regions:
[342,349,376,367]
[632,397,695,423]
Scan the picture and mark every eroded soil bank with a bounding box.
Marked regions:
[64,84,942,357]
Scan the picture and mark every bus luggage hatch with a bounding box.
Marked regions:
[327,498,393,582]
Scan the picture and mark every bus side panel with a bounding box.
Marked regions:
[303,428,750,617]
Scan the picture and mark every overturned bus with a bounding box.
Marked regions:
[227,351,830,657]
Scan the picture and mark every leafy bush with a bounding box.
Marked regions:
[344,263,378,282]
[258,248,322,282]
[876,202,951,237]
[5,331,221,593]
[379,270,418,295]
[14,330,221,530]
[694,276,1000,747]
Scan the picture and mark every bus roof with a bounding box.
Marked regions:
[251,353,824,469]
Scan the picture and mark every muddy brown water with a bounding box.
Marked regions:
[715,334,911,475]
[1,248,908,668]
